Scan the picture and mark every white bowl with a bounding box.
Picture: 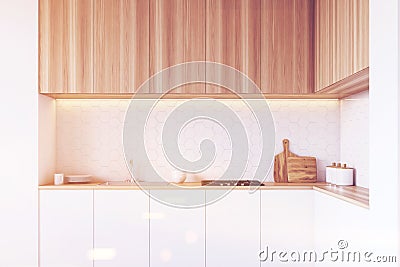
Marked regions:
[170,170,186,183]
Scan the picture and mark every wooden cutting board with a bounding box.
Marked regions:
[274,139,297,182]
[287,156,317,183]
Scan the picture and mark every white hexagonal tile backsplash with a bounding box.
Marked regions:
[56,99,340,182]
[340,91,369,188]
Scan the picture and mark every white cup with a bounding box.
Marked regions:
[54,173,64,185]
[171,170,187,183]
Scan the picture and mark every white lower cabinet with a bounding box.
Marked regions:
[314,191,370,267]
[149,190,205,267]
[206,190,261,267]
[40,188,315,267]
[93,190,149,267]
[40,190,94,267]
[260,190,314,267]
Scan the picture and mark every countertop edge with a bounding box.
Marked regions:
[313,185,369,209]
[38,183,369,209]
[38,184,317,190]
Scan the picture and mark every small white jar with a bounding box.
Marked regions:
[326,162,337,184]
[54,173,64,185]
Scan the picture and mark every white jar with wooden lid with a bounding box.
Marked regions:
[325,162,337,184]
[335,164,354,185]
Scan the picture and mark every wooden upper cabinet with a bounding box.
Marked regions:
[39,0,368,96]
[149,0,205,94]
[352,0,369,75]
[94,0,149,93]
[39,0,93,93]
[206,0,261,94]
[261,0,314,94]
[40,0,149,94]
[315,0,369,91]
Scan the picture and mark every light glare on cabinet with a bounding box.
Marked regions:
[142,212,165,220]
[87,248,116,261]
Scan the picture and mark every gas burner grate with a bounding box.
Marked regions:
[201,180,263,186]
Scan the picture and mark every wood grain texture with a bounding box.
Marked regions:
[315,0,369,91]
[206,0,261,94]
[149,0,205,94]
[287,156,317,183]
[39,0,69,93]
[313,185,369,209]
[39,182,328,190]
[94,0,120,93]
[261,0,314,94]
[94,0,149,93]
[73,0,94,93]
[316,67,369,98]
[39,0,93,93]
[42,68,369,100]
[274,139,297,183]
[39,0,51,92]
[353,0,369,73]
[314,0,330,91]
[42,92,349,100]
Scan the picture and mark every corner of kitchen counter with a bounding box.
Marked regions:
[313,185,369,209]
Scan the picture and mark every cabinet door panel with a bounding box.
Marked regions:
[94,0,149,93]
[206,190,260,267]
[206,0,261,94]
[74,0,94,93]
[149,0,205,94]
[315,0,333,91]
[94,190,149,267]
[149,190,205,267]
[40,190,93,267]
[315,0,369,91]
[352,0,369,73]
[39,0,93,93]
[314,190,370,263]
[94,0,120,93]
[260,190,314,266]
[334,0,352,83]
[261,0,314,93]
[39,0,69,93]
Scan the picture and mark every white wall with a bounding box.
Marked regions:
[0,0,38,266]
[39,95,56,185]
[398,0,400,259]
[340,91,369,188]
[398,0,400,260]
[370,0,400,259]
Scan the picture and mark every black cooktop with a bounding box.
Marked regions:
[201,180,264,186]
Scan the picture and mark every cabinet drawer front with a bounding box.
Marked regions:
[40,190,93,267]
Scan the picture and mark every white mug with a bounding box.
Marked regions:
[171,170,187,183]
[54,173,64,185]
